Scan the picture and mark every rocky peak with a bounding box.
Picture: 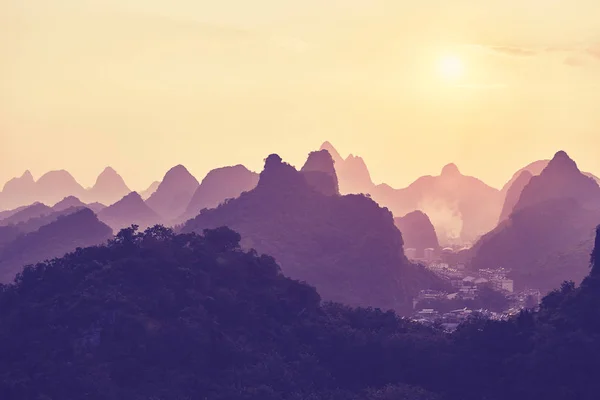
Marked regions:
[441,163,461,177]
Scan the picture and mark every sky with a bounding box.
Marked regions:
[2,0,600,191]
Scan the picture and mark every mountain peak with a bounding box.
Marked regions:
[545,150,579,173]
[258,154,306,191]
[319,142,344,165]
[89,167,131,205]
[441,163,461,176]
[146,166,199,220]
[301,150,340,196]
[21,170,34,181]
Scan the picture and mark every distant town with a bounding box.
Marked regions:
[407,247,541,330]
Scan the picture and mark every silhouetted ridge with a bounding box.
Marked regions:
[441,163,461,177]
[0,208,112,282]
[146,165,199,221]
[182,165,259,221]
[140,181,160,200]
[256,154,307,191]
[592,226,600,275]
[0,203,53,227]
[301,150,340,196]
[183,154,442,313]
[88,167,131,205]
[52,196,87,212]
[515,150,600,212]
[498,170,533,222]
[395,211,440,258]
[98,192,160,230]
[35,170,86,205]
[319,141,344,165]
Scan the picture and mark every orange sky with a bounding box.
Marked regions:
[2,0,600,191]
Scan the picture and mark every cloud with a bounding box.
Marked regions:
[489,46,537,57]
[587,45,600,59]
[564,56,584,67]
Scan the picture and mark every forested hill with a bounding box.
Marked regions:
[0,225,600,399]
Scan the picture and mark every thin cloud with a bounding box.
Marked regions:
[489,46,537,57]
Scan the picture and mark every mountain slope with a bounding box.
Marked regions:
[98,192,161,231]
[140,181,160,200]
[183,153,441,313]
[35,170,86,206]
[395,211,440,258]
[301,150,340,196]
[319,142,375,195]
[182,165,258,221]
[87,167,131,205]
[470,151,600,292]
[0,203,53,227]
[146,165,199,221]
[498,170,533,223]
[52,196,87,212]
[0,208,113,282]
[372,163,502,245]
[0,171,36,210]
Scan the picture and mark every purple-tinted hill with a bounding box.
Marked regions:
[87,167,131,205]
[498,170,533,223]
[0,208,113,282]
[98,192,161,231]
[146,165,199,221]
[183,153,443,314]
[371,163,502,245]
[182,165,259,221]
[470,151,600,292]
[301,150,340,196]
[394,211,440,258]
[319,142,374,195]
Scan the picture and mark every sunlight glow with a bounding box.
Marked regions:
[438,55,465,81]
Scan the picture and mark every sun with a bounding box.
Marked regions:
[438,55,465,81]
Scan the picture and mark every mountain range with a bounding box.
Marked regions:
[469,151,600,292]
[0,168,131,211]
[183,152,443,313]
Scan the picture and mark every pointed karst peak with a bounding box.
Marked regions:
[258,154,305,190]
[21,170,34,181]
[301,150,340,196]
[158,165,199,189]
[301,150,336,174]
[441,163,461,176]
[545,150,579,173]
[319,141,343,165]
[100,166,118,176]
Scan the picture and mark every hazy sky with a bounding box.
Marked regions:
[2,0,600,190]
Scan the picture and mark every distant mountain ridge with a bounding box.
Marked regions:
[371,162,502,245]
[182,165,259,221]
[146,165,199,221]
[98,192,161,231]
[394,211,440,258]
[183,152,442,313]
[0,208,113,283]
[470,151,600,292]
[0,167,133,210]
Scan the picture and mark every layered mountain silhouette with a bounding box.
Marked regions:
[320,142,375,195]
[394,211,440,258]
[470,151,600,292]
[52,196,87,212]
[86,167,131,205]
[0,203,53,227]
[0,171,36,210]
[182,165,259,221]
[146,165,199,221]
[371,163,502,245]
[98,192,161,231]
[0,208,113,282]
[35,170,87,206]
[183,153,442,313]
[300,150,340,196]
[498,170,534,223]
[140,181,160,200]
[0,168,133,210]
